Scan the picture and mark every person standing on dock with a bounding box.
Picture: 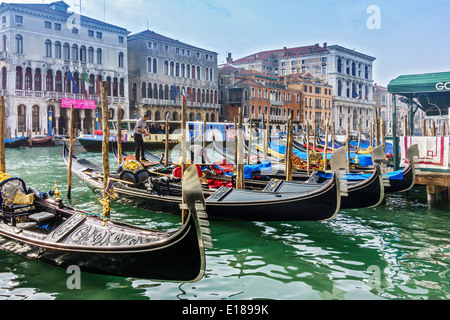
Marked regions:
[134,112,150,162]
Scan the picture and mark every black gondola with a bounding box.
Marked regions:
[384,144,418,193]
[0,165,212,282]
[64,144,341,222]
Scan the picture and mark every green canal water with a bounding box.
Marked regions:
[0,147,448,300]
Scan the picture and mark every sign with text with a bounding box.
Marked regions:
[61,99,96,110]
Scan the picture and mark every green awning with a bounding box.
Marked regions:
[388,71,450,116]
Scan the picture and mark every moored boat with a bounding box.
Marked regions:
[0,165,212,281]
[64,143,341,221]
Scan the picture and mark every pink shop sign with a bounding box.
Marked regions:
[61,99,96,110]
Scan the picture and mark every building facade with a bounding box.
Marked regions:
[218,65,303,132]
[0,1,130,137]
[280,73,333,128]
[128,30,219,123]
[326,45,376,134]
[374,84,426,136]
[229,43,377,134]
[228,43,329,82]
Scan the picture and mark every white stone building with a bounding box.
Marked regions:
[326,45,376,134]
[0,1,129,137]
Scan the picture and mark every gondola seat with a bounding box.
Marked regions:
[0,178,37,223]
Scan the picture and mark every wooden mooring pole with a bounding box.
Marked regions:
[101,82,111,219]
[0,96,5,174]
[66,104,75,199]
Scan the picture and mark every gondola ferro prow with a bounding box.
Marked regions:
[371,145,386,167]
[181,165,213,250]
[330,146,348,197]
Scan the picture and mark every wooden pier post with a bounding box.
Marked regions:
[180,96,187,223]
[331,122,336,152]
[101,82,111,219]
[306,121,310,175]
[247,113,253,166]
[233,116,238,166]
[117,103,123,165]
[236,108,245,189]
[264,113,270,160]
[165,113,170,167]
[324,117,330,170]
[202,113,207,150]
[285,110,294,181]
[66,104,75,199]
[346,118,351,172]
[0,96,5,174]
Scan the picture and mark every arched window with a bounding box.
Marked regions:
[55,71,62,92]
[196,66,201,80]
[63,43,70,60]
[16,66,23,90]
[2,67,7,90]
[80,46,87,62]
[164,84,169,100]
[141,82,146,98]
[17,105,26,132]
[88,47,94,63]
[32,105,39,132]
[45,40,52,57]
[152,58,157,74]
[72,44,78,61]
[337,57,342,73]
[120,78,125,97]
[170,61,174,76]
[147,82,152,99]
[55,41,61,59]
[46,70,53,92]
[118,52,124,68]
[113,77,118,97]
[2,35,6,52]
[147,57,152,72]
[96,49,102,64]
[153,83,158,99]
[175,62,180,77]
[34,68,41,91]
[15,35,23,53]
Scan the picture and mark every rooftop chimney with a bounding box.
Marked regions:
[323,42,327,49]
[226,53,233,64]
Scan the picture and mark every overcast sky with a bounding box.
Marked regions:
[5,0,450,86]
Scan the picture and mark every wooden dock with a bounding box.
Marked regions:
[415,171,450,206]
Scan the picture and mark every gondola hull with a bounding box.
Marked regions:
[340,166,384,209]
[205,175,340,221]
[64,145,340,222]
[384,163,415,193]
[0,175,210,282]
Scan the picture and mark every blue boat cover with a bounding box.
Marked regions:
[318,169,403,181]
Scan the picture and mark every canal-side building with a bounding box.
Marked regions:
[228,43,377,134]
[228,44,329,82]
[218,64,303,131]
[127,30,220,123]
[326,45,376,134]
[279,73,333,128]
[0,1,129,137]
